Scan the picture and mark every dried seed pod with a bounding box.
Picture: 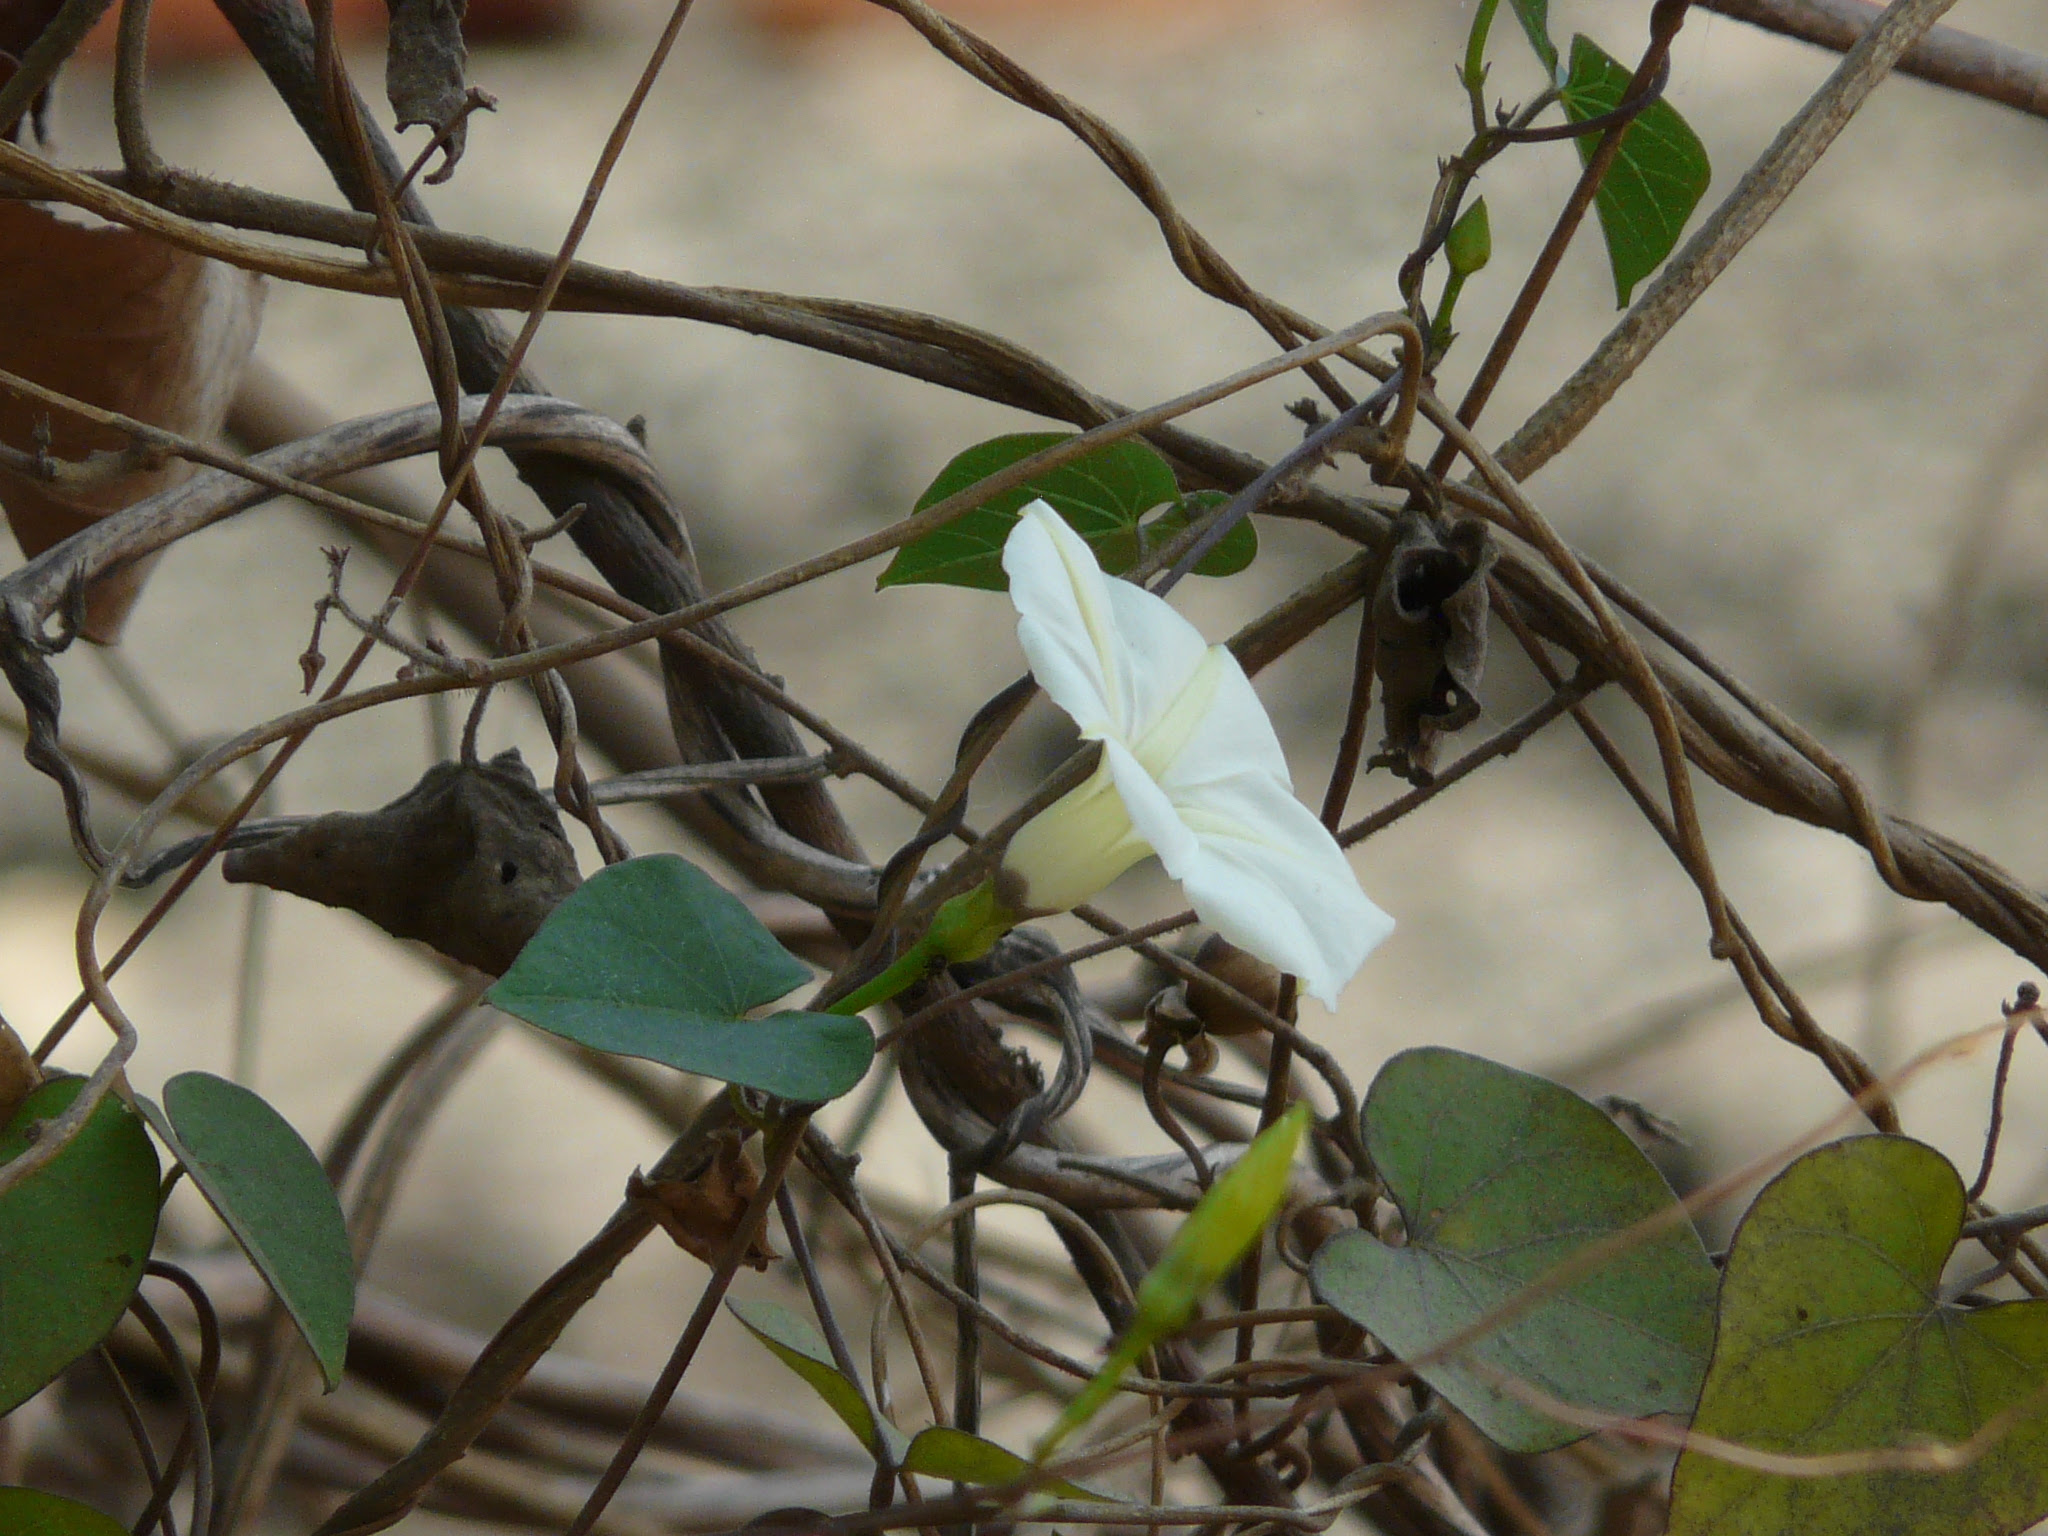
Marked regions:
[1370,509,1496,785]
[1183,932,1284,1038]
[221,748,581,976]
[626,1125,777,1271]
[1140,983,1217,1074]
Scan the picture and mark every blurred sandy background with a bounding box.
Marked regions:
[7,0,2048,1520]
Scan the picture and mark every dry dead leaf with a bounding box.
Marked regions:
[387,0,472,179]
[627,1124,778,1270]
[0,198,263,641]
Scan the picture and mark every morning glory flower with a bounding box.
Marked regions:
[995,502,1393,1010]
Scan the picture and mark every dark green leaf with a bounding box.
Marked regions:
[1139,491,1259,578]
[490,855,874,1103]
[879,433,1181,591]
[727,1297,902,1458]
[0,1078,160,1414]
[1560,34,1711,307]
[154,1073,354,1390]
[1311,1048,1716,1453]
[1670,1136,2048,1536]
[1509,0,1556,74]
[0,1488,133,1535]
[902,1426,1111,1501]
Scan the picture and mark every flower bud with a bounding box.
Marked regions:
[926,879,1013,965]
[998,755,1154,917]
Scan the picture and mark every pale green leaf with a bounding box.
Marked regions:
[1312,1048,1716,1452]
[1670,1136,2048,1536]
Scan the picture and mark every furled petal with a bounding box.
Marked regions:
[1165,773,1394,1010]
[1136,640,1292,791]
[1003,502,1209,742]
[1100,738,1199,875]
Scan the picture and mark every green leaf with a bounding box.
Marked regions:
[902,1426,1111,1501]
[879,432,1181,591]
[0,1077,160,1414]
[1139,491,1259,578]
[0,1488,133,1535]
[1310,1048,1717,1453]
[489,855,874,1104]
[1670,1136,2048,1536]
[1560,34,1711,307]
[149,1073,354,1390]
[727,1297,903,1458]
[1039,1104,1309,1457]
[1509,0,1556,75]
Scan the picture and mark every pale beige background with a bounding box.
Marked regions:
[7,0,2048,1522]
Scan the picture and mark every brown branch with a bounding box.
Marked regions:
[310,1097,744,1536]
[1494,0,1970,481]
[1700,0,2048,120]
[211,0,871,901]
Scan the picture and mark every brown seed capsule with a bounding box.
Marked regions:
[1184,934,1284,1038]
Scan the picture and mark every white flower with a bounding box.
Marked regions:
[998,502,1393,1010]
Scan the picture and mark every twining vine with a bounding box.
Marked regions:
[4,1,2048,1535]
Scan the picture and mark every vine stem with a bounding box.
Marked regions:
[1699,0,2048,120]
[565,1114,809,1536]
[1495,0,1969,480]
[1426,0,1694,478]
[0,0,116,135]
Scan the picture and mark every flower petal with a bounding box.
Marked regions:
[1096,554,1213,742]
[1101,737,1200,874]
[998,500,1394,1010]
[1142,643,1291,790]
[1003,503,1207,742]
[1167,774,1393,1010]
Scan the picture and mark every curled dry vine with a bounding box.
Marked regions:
[3,0,2048,1534]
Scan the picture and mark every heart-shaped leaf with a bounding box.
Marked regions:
[0,1077,160,1414]
[1560,34,1711,307]
[879,433,1181,591]
[1311,1047,1716,1452]
[727,1296,902,1458]
[146,1073,354,1390]
[1669,1136,2048,1536]
[0,1487,133,1535]
[1139,491,1259,578]
[901,1426,1111,1501]
[489,855,874,1104]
